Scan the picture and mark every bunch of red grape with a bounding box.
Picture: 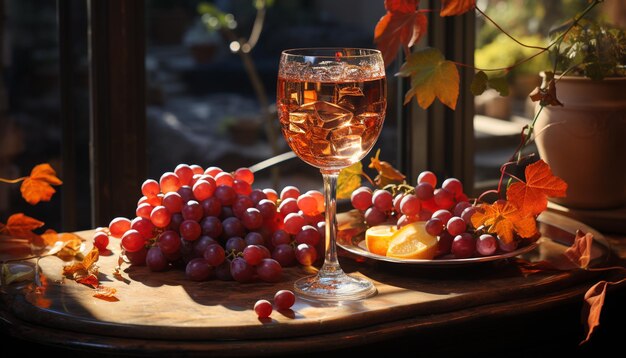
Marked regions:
[105,164,326,283]
[350,171,516,259]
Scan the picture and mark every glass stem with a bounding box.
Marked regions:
[319,169,343,276]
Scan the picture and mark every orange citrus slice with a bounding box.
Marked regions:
[365,225,397,256]
[386,222,438,260]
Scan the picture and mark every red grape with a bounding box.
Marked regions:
[351,186,373,211]
[283,213,305,235]
[141,179,160,197]
[280,186,300,200]
[434,188,455,210]
[272,244,296,267]
[451,233,475,258]
[432,209,453,225]
[157,230,181,254]
[498,236,518,252]
[200,216,223,238]
[201,197,222,217]
[295,243,317,266]
[160,172,182,193]
[225,236,246,254]
[204,166,223,177]
[442,178,463,196]
[254,299,272,318]
[425,218,444,236]
[146,246,168,272]
[249,189,267,205]
[400,194,421,216]
[461,206,479,228]
[243,245,265,265]
[190,164,204,175]
[150,205,172,228]
[453,201,472,217]
[245,231,266,246]
[180,220,201,241]
[436,231,454,257]
[222,217,246,238]
[476,234,497,256]
[256,258,282,283]
[297,194,319,216]
[262,188,279,203]
[169,213,183,232]
[256,199,277,220]
[193,178,216,201]
[93,231,109,251]
[214,185,236,206]
[215,258,233,281]
[185,258,213,281]
[446,216,467,236]
[417,171,437,187]
[279,198,299,216]
[271,229,291,246]
[174,164,194,186]
[204,243,226,266]
[163,192,184,213]
[415,182,434,201]
[274,290,296,310]
[234,167,254,185]
[233,195,255,219]
[136,203,154,219]
[364,207,387,226]
[121,229,145,252]
[131,217,155,239]
[109,217,131,238]
[372,189,393,212]
[295,225,321,246]
[193,235,218,258]
[125,247,147,265]
[232,179,252,196]
[230,257,255,283]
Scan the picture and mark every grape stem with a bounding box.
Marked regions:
[0,177,26,184]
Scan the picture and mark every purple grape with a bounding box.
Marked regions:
[200,216,223,238]
[476,234,497,256]
[256,258,282,283]
[222,217,245,239]
[201,197,222,217]
[215,258,233,281]
[225,236,246,254]
[185,258,213,281]
[146,246,169,272]
[451,233,475,259]
[244,231,265,246]
[203,243,226,266]
[230,257,256,283]
[272,244,296,267]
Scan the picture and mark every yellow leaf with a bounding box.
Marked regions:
[337,162,363,199]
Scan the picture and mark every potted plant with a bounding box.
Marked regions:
[533,21,626,209]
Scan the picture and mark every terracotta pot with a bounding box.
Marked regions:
[534,76,626,209]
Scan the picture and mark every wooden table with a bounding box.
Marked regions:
[1,212,625,356]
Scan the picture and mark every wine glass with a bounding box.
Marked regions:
[277,48,386,300]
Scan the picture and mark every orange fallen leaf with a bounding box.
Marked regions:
[20,163,63,205]
[564,230,593,269]
[440,0,476,16]
[1,213,45,243]
[94,285,117,298]
[471,201,537,244]
[506,159,567,216]
[374,0,427,65]
[63,247,100,288]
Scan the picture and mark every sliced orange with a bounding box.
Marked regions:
[386,222,438,260]
[365,225,397,256]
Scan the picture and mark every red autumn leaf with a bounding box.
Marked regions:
[76,274,99,288]
[506,159,568,216]
[20,163,63,205]
[93,285,118,300]
[529,79,563,107]
[440,0,476,16]
[471,201,537,244]
[374,2,427,65]
[41,229,83,259]
[564,230,594,269]
[2,213,45,242]
[63,246,100,288]
[369,149,406,187]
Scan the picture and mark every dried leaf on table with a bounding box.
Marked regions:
[471,200,537,244]
[63,247,100,288]
[506,159,568,216]
[19,163,63,205]
[93,285,119,301]
[41,229,83,259]
[564,230,594,269]
[374,0,426,65]
[397,47,459,109]
[440,0,476,16]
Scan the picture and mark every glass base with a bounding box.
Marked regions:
[294,270,377,301]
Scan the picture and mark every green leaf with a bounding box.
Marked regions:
[337,162,363,199]
[397,47,459,109]
[470,71,488,96]
[487,76,510,96]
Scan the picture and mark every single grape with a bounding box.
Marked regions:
[364,207,387,226]
[243,245,265,266]
[256,199,277,220]
[283,213,306,235]
[200,216,223,238]
[271,229,291,246]
[93,232,109,251]
[451,233,475,259]
[274,290,296,310]
[434,188,455,210]
[461,206,479,228]
[234,167,255,185]
[476,234,497,256]
[232,195,255,219]
[432,209,453,225]
[214,185,237,206]
[193,178,216,201]
[136,203,154,219]
[232,179,252,196]
[425,218,445,236]
[244,231,265,246]
[215,171,234,187]
[185,258,213,281]
[262,188,279,203]
[442,178,463,196]
[278,198,299,216]
[417,171,437,187]
[256,258,282,283]
[180,220,201,241]
[146,246,169,272]
[182,200,203,222]
[147,194,163,206]
[204,243,226,266]
[280,186,300,200]
[446,216,467,236]
[230,257,256,283]
[193,235,219,258]
[219,205,235,220]
[157,230,182,254]
[162,192,184,213]
[174,164,194,186]
[204,166,223,178]
[225,236,246,254]
[372,189,393,212]
[453,201,472,217]
[248,189,267,205]
[222,217,246,238]
[215,258,233,281]
[125,247,147,265]
[121,229,145,252]
[131,217,155,240]
[295,243,317,266]
[400,194,421,216]
[254,299,272,318]
[177,185,194,203]
[392,193,405,214]
[201,197,222,218]
[305,190,325,214]
[297,194,319,216]
[150,205,172,228]
[160,172,182,193]
[190,164,204,175]
[436,231,455,257]
[242,208,263,230]
[498,236,518,252]
[169,213,183,232]
[415,182,434,201]
[141,179,160,198]
[272,244,296,267]
[295,225,321,246]
[109,217,131,238]
[137,196,149,206]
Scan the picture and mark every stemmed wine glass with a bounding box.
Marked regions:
[277,48,386,300]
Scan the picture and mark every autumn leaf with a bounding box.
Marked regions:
[63,246,100,288]
[397,47,459,109]
[41,229,84,260]
[506,159,568,216]
[488,76,509,96]
[440,0,476,16]
[470,70,488,96]
[374,0,427,65]
[529,72,563,107]
[93,285,119,301]
[471,201,537,244]
[20,163,63,205]
[564,230,593,269]
[1,213,44,242]
[369,149,405,187]
[337,162,363,199]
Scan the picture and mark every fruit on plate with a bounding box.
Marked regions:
[365,225,397,256]
[386,222,438,260]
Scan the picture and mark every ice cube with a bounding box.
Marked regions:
[330,124,366,141]
[298,101,353,129]
[338,86,364,99]
[331,135,362,157]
